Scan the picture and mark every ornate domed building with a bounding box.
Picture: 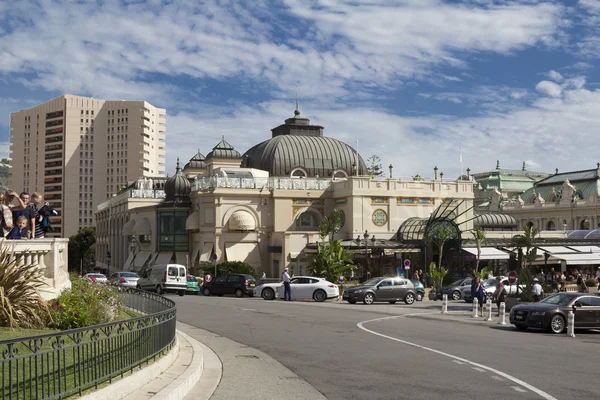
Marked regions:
[182,150,206,178]
[243,108,366,178]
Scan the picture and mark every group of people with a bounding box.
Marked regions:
[0,190,49,240]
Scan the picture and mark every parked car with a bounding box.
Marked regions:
[201,274,256,298]
[84,273,107,284]
[253,276,339,302]
[440,277,473,300]
[411,279,425,301]
[510,292,600,334]
[186,274,201,294]
[463,277,524,303]
[136,264,187,296]
[343,277,417,305]
[108,271,140,288]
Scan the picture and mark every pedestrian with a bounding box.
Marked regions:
[419,269,424,285]
[471,277,486,317]
[0,192,13,237]
[282,267,291,301]
[495,276,506,316]
[31,192,45,239]
[11,192,34,239]
[532,278,543,302]
[261,271,266,280]
[7,215,31,240]
[576,274,587,293]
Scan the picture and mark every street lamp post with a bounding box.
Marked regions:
[389,164,393,178]
[355,230,377,278]
[106,250,112,277]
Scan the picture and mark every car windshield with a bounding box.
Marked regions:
[362,278,384,286]
[120,272,139,278]
[483,279,497,287]
[92,274,106,279]
[448,279,464,287]
[540,293,577,306]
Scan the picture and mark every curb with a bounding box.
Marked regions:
[81,336,180,400]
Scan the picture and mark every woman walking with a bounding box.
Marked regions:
[471,277,486,317]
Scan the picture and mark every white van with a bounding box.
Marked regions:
[137,264,187,296]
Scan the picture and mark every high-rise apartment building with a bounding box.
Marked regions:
[9,94,166,238]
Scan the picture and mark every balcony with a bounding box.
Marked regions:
[192,177,333,191]
[45,169,63,176]
[45,185,62,193]
[0,238,70,300]
[45,119,63,128]
[45,144,63,152]
[45,153,62,160]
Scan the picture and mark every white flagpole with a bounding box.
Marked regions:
[459,146,463,180]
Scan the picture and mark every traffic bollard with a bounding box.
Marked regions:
[441,294,448,314]
[498,302,506,325]
[486,299,493,321]
[566,311,575,337]
[472,297,479,318]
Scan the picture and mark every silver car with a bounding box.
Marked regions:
[440,278,473,301]
[109,271,140,288]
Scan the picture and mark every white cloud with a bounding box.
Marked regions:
[547,70,564,82]
[535,80,562,97]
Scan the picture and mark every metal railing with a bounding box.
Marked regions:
[0,288,177,400]
[192,176,333,191]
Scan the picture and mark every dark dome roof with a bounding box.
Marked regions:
[205,137,241,160]
[184,150,206,170]
[161,159,191,207]
[242,109,366,177]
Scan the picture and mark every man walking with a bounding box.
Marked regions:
[282,267,291,301]
[532,278,544,302]
[495,276,506,316]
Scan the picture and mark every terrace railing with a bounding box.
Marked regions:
[0,288,177,400]
[192,176,332,191]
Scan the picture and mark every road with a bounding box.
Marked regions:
[174,295,600,400]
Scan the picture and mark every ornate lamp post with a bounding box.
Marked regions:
[440,171,444,181]
[355,231,377,278]
[106,250,112,277]
[389,164,393,178]
[434,166,438,180]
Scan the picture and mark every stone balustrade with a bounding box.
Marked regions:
[0,238,71,300]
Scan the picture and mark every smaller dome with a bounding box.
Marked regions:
[161,158,192,207]
[206,137,241,160]
[228,210,256,231]
[184,150,206,170]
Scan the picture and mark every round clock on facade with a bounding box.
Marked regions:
[372,209,387,226]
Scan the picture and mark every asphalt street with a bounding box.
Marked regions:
[173,295,600,400]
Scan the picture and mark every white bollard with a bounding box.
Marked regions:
[441,294,448,314]
[566,311,576,337]
[486,299,493,321]
[472,297,479,318]
[498,302,506,325]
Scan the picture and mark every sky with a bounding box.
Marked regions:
[1,0,600,180]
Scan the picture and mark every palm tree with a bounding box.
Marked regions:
[471,227,487,272]
[511,225,540,271]
[425,222,456,271]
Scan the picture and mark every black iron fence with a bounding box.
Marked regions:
[0,287,177,399]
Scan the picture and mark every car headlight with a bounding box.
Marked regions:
[531,311,546,316]
[354,289,363,294]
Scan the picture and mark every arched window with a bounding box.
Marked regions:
[333,170,348,179]
[290,168,307,178]
[546,220,556,231]
[294,208,322,230]
[580,219,591,230]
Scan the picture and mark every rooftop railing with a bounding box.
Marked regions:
[192,177,332,191]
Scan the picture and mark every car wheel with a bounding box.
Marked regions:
[388,301,397,304]
[416,292,423,301]
[548,314,566,334]
[514,324,528,331]
[235,288,244,298]
[452,290,461,301]
[313,289,327,302]
[178,290,185,297]
[156,285,164,295]
[262,288,275,300]
[404,293,415,305]
[363,293,375,305]
[348,300,357,304]
[202,287,211,296]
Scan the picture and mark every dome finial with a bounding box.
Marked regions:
[176,157,180,173]
[496,160,500,170]
[294,82,300,116]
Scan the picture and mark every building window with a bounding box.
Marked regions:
[546,220,556,231]
[294,209,321,230]
[290,168,308,178]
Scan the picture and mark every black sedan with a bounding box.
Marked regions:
[509,292,600,334]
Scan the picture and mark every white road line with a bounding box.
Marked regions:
[512,386,528,393]
[471,367,485,372]
[357,314,556,400]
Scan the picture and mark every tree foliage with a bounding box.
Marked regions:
[471,227,487,272]
[309,210,355,282]
[68,227,96,273]
[510,226,540,271]
[426,262,448,293]
[425,222,457,270]
[216,261,256,278]
[366,154,383,177]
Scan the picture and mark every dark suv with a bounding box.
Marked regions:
[201,274,256,298]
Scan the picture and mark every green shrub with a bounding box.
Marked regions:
[48,275,122,330]
[585,279,598,288]
[0,251,50,329]
[216,261,256,278]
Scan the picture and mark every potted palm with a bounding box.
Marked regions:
[427,262,448,300]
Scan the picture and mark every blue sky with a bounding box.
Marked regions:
[1,0,600,179]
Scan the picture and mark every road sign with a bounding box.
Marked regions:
[508,271,517,284]
[205,274,212,283]
[403,259,411,269]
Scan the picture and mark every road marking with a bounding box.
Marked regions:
[512,386,528,393]
[471,367,485,372]
[357,314,556,400]
[452,360,464,365]
[492,376,504,382]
